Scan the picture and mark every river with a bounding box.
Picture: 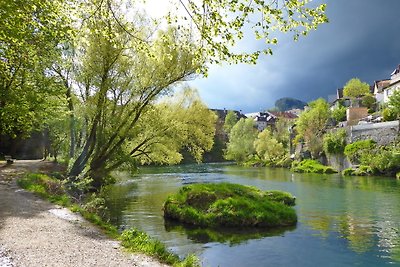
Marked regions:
[104,163,400,267]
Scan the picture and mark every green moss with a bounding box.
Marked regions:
[291,160,337,174]
[163,183,297,228]
[342,168,356,176]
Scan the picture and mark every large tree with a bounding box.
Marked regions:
[343,78,370,98]
[295,98,330,158]
[224,118,257,163]
[0,0,71,139]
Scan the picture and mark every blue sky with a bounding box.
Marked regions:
[187,0,400,113]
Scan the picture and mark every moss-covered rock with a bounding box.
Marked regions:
[163,183,297,228]
[291,159,337,174]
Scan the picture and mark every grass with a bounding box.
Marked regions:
[291,159,337,174]
[163,183,297,228]
[17,172,199,267]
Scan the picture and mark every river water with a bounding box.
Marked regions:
[104,163,400,267]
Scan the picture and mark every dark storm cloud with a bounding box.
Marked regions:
[191,0,400,113]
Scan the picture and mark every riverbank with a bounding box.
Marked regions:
[0,160,168,267]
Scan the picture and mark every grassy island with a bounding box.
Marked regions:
[163,183,297,228]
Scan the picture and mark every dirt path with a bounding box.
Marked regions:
[0,160,168,267]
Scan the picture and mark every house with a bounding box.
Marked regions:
[245,112,277,131]
[383,65,400,103]
[270,111,298,120]
[373,79,391,104]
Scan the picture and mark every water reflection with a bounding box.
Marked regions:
[104,164,400,266]
[165,220,296,246]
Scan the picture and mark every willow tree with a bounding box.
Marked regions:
[64,1,214,189]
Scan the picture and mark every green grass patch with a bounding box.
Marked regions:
[163,183,297,228]
[291,159,337,174]
[17,173,71,206]
[120,228,200,267]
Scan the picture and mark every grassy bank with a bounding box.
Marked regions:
[164,183,297,228]
[17,173,199,267]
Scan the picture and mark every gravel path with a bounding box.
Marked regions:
[0,160,168,267]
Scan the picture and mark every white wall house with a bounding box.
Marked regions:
[384,65,400,103]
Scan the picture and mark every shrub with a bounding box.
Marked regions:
[342,168,356,176]
[344,139,376,164]
[291,159,337,174]
[382,108,397,121]
[163,183,297,228]
[323,129,347,155]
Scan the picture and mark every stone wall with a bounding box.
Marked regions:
[348,120,399,145]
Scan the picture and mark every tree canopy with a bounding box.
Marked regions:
[0,0,71,138]
[343,78,370,98]
[295,98,330,158]
[224,118,257,163]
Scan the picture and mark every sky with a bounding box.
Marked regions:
[180,0,400,113]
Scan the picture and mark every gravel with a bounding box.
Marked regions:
[0,160,168,267]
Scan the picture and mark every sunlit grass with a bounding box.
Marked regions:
[164,183,297,228]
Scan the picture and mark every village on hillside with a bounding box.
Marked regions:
[215,64,400,131]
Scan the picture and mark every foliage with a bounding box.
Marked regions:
[171,0,327,68]
[273,118,293,148]
[0,0,72,138]
[291,159,337,174]
[343,78,370,98]
[254,128,286,165]
[120,228,200,267]
[361,95,376,109]
[274,97,306,111]
[344,140,376,164]
[382,108,397,121]
[331,105,347,123]
[62,1,217,189]
[388,89,400,119]
[163,183,297,228]
[224,118,258,163]
[223,110,238,135]
[358,145,400,176]
[323,129,347,155]
[342,168,356,176]
[17,173,71,206]
[295,98,330,158]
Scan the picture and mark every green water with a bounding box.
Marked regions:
[104,163,400,267]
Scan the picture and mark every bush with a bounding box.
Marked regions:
[344,139,376,164]
[163,183,297,228]
[323,129,347,155]
[291,159,337,174]
[331,105,347,122]
[342,168,356,176]
[382,108,397,121]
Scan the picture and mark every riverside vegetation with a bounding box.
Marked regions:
[223,89,400,178]
[17,172,200,267]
